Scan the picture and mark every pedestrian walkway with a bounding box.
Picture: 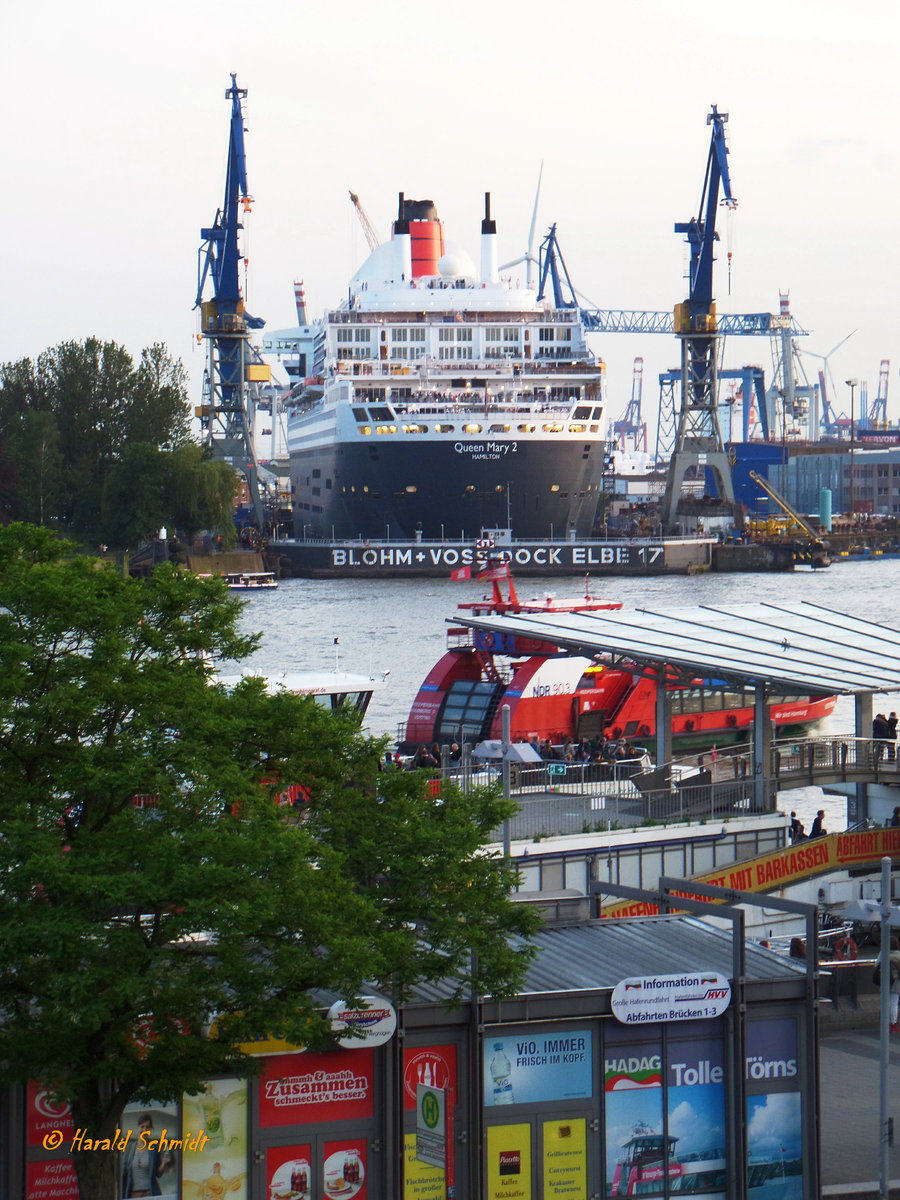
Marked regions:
[821,1019,900,1195]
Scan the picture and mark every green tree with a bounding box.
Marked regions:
[0,525,536,1200]
[0,340,193,538]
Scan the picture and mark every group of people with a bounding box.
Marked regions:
[536,736,635,764]
[410,742,461,769]
[873,711,899,760]
[789,809,828,842]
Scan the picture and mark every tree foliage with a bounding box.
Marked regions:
[0,339,198,540]
[0,525,536,1199]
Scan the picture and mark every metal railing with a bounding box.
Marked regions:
[419,735,900,843]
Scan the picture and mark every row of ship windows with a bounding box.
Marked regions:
[355,424,602,436]
[336,327,573,344]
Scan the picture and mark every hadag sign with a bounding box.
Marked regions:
[329,996,398,1047]
[611,972,731,1024]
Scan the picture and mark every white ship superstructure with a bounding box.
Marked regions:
[263,194,607,541]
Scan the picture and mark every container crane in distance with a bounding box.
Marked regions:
[195,75,268,528]
[612,358,648,454]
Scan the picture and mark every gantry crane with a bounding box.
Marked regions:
[612,358,648,454]
[870,359,890,428]
[195,75,268,528]
[660,105,741,532]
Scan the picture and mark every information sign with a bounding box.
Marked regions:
[416,1084,446,1169]
[611,972,731,1024]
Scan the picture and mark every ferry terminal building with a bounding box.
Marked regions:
[8,905,818,1200]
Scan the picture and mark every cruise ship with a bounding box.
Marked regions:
[263,194,607,542]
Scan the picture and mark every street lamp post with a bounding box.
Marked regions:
[845,378,859,518]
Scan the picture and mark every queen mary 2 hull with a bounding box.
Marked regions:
[266,193,607,543]
[289,430,601,541]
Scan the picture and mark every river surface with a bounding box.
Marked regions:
[232,557,900,831]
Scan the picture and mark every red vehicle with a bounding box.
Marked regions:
[402,568,836,751]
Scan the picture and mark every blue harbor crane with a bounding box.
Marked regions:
[195,75,268,529]
[659,105,742,532]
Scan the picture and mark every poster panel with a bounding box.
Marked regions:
[266,1143,312,1200]
[404,1043,458,1111]
[260,1048,375,1127]
[25,1083,78,1200]
[542,1118,587,1200]
[181,1077,248,1200]
[323,1137,367,1200]
[120,1102,180,1200]
[745,1019,803,1200]
[26,1083,74,1148]
[483,1030,591,1107]
[604,1034,665,1197]
[665,1034,726,1197]
[486,1123,532,1200]
[25,1160,79,1200]
[403,1133,444,1200]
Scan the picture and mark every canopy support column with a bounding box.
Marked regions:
[752,683,772,812]
[653,664,673,769]
[853,693,874,824]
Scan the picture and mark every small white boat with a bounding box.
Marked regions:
[222,571,279,591]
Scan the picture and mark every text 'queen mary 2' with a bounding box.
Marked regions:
[266,194,607,542]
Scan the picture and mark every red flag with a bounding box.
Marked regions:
[477,562,510,582]
[450,565,472,581]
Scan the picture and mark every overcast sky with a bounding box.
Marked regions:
[5,1,896,440]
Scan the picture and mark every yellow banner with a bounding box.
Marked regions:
[486,1124,532,1200]
[543,1118,586,1199]
[601,828,900,918]
[403,1132,444,1200]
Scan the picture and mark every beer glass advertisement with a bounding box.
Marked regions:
[745,1019,803,1200]
[266,1145,312,1200]
[486,1123,532,1200]
[483,1030,592,1106]
[120,1102,180,1200]
[181,1077,248,1200]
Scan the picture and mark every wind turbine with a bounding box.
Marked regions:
[796,330,856,434]
[500,163,543,288]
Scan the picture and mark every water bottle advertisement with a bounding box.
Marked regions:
[483,1031,592,1106]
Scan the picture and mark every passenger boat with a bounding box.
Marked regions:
[263,193,607,541]
[219,670,385,719]
[222,571,279,591]
[401,566,836,751]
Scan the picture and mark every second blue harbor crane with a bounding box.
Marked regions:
[195,75,268,529]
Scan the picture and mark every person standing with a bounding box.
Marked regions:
[809,810,828,838]
[889,712,899,761]
[873,713,891,764]
[789,811,803,842]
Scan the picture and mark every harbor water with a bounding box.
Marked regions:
[232,558,900,833]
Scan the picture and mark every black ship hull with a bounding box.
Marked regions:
[289,436,602,541]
